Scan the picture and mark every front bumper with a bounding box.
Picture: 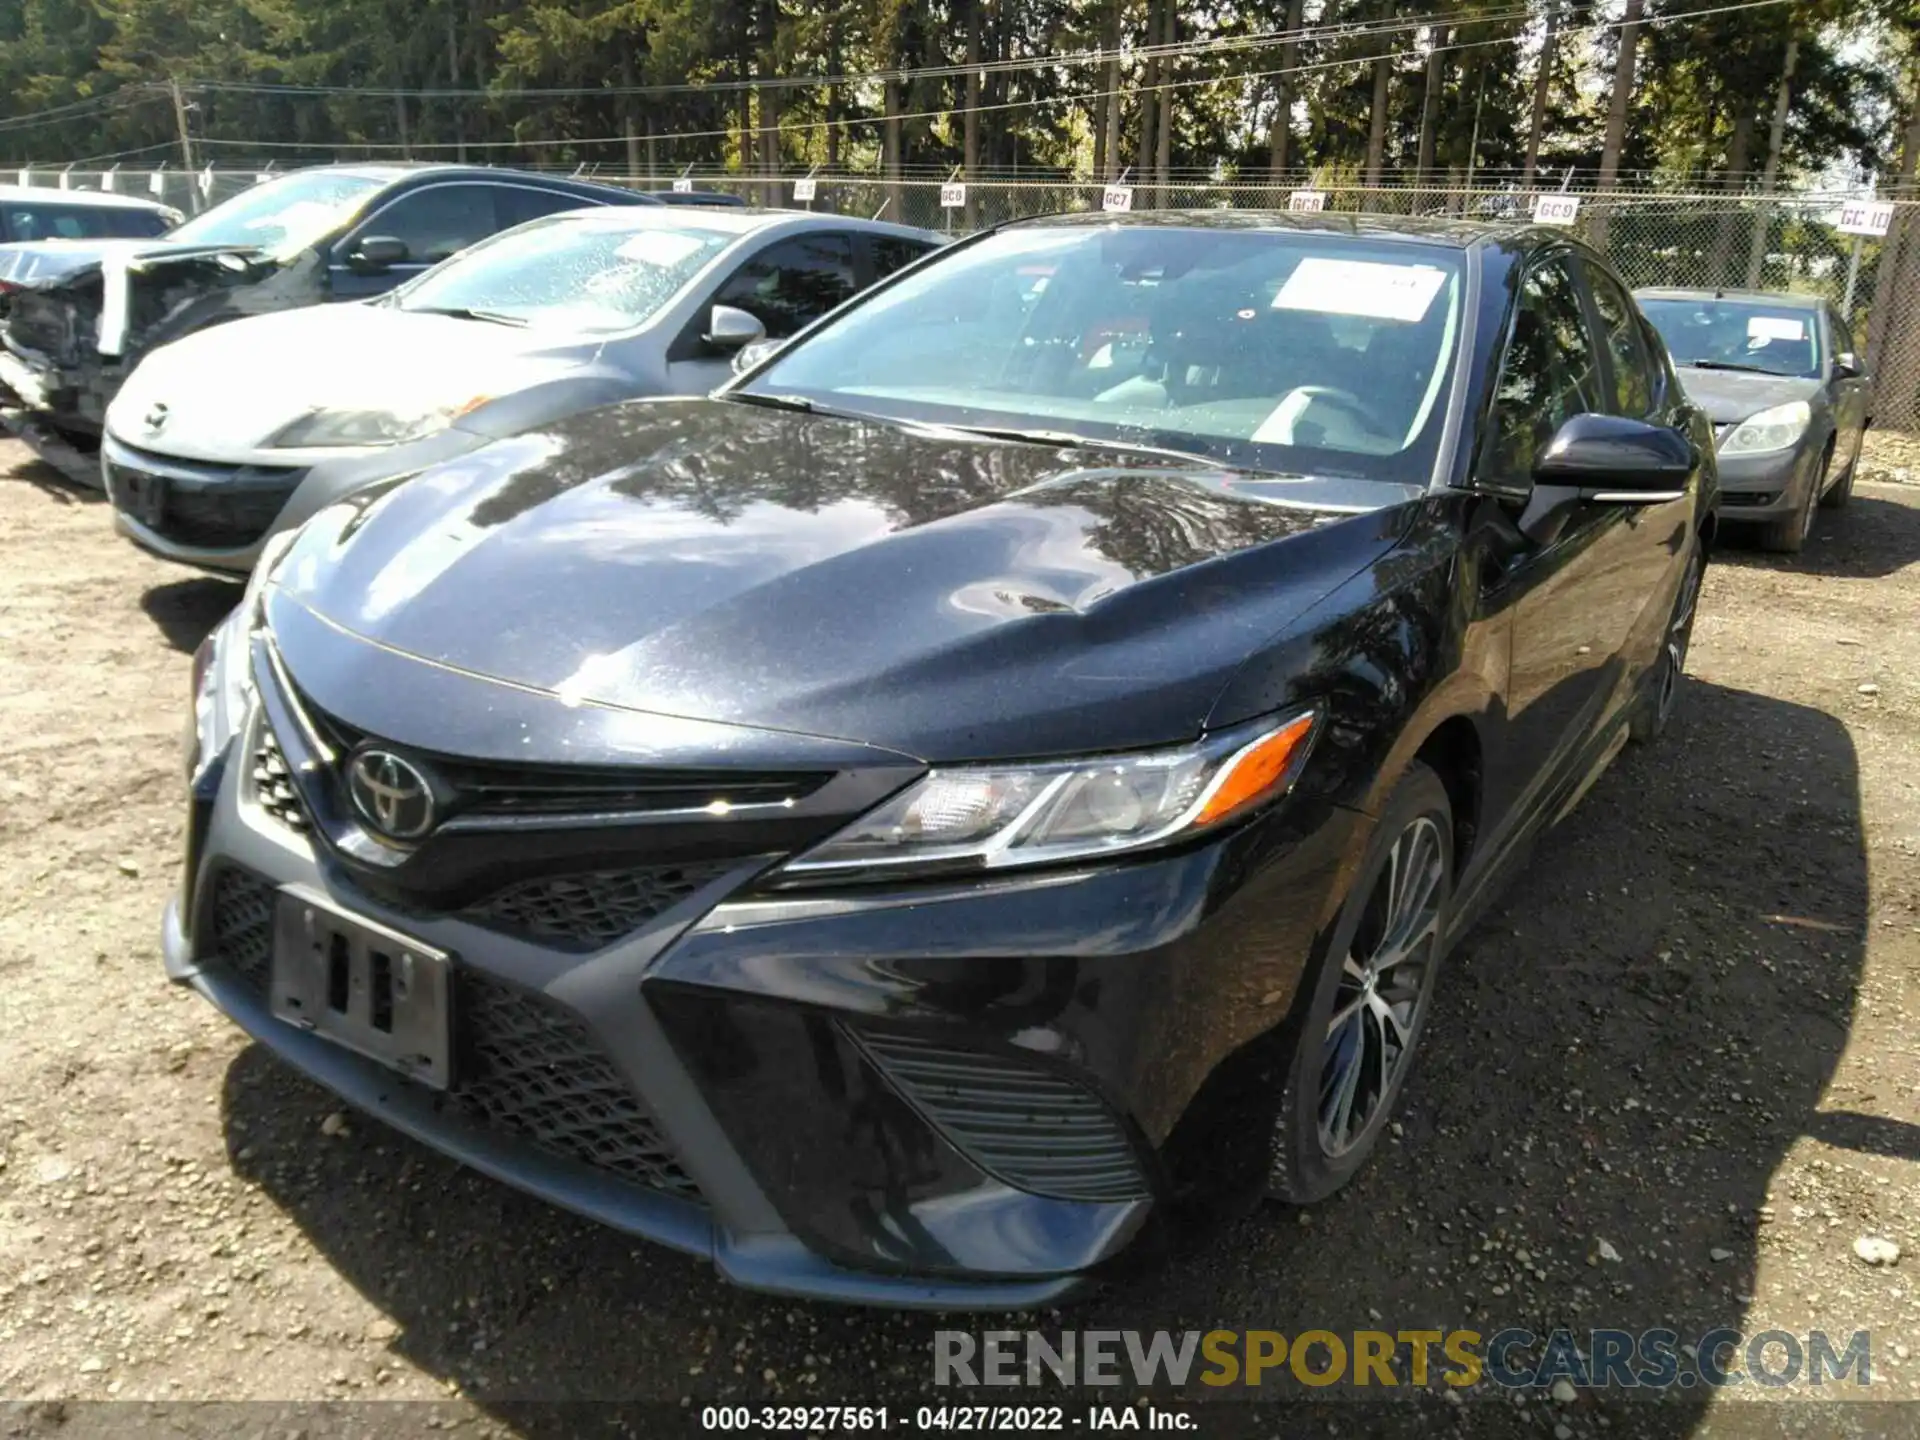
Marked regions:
[1711,439,1821,519]
[103,427,486,575]
[167,691,1356,1304]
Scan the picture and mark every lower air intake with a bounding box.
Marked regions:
[854,1029,1150,1203]
[465,864,734,951]
[199,866,700,1201]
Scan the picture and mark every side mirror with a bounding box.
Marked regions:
[1533,412,1695,500]
[704,303,766,351]
[730,337,784,375]
[348,235,409,273]
[1832,352,1865,380]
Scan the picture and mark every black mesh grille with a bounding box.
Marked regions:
[1719,490,1781,509]
[105,447,304,550]
[207,867,275,995]
[199,867,699,1202]
[451,971,699,1197]
[251,727,310,834]
[464,864,734,950]
[856,1030,1150,1203]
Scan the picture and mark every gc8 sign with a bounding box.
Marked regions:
[1531,194,1581,226]
[940,182,967,209]
[1288,190,1328,213]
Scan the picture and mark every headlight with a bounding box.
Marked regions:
[268,397,487,449]
[184,530,292,782]
[1719,401,1811,455]
[781,711,1318,880]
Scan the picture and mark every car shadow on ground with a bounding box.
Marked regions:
[219,675,1870,1437]
[140,577,240,653]
[0,447,103,504]
[1714,485,1920,581]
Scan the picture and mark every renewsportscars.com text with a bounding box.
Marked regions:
[933,1328,1875,1392]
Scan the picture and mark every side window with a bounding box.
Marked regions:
[1584,267,1658,418]
[1484,260,1600,488]
[870,235,938,280]
[712,235,858,339]
[354,184,500,265]
[501,187,599,228]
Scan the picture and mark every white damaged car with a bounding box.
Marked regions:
[103,205,942,574]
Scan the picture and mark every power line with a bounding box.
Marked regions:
[177,0,1797,155]
[181,2,1554,101]
[0,87,167,136]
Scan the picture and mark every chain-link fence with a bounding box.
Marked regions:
[11,166,1920,431]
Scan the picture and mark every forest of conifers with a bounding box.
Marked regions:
[1,0,1917,190]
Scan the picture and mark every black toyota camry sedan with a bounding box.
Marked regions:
[169,213,1717,1307]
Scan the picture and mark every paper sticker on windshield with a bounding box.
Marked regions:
[1272,258,1446,323]
[616,231,708,266]
[1747,315,1806,342]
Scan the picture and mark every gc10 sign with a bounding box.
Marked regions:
[1837,201,1894,238]
[1531,194,1581,226]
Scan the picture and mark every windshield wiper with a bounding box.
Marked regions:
[910,420,1220,467]
[404,305,529,328]
[722,391,885,424]
[1680,359,1780,375]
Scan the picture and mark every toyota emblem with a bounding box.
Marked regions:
[346,749,437,842]
[144,401,169,433]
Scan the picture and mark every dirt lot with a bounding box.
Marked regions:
[1,435,1917,1438]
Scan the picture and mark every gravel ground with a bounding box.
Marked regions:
[1,435,1917,1439]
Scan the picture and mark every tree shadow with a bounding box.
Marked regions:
[140,576,240,653]
[1713,484,1920,581]
[217,675,1868,1434]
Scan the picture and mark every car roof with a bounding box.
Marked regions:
[1000,209,1567,253]
[254,162,656,203]
[0,184,173,212]
[1632,286,1826,310]
[537,205,942,242]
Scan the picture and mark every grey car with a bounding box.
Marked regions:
[1635,287,1873,553]
[102,206,944,575]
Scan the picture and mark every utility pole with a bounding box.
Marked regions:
[168,79,195,173]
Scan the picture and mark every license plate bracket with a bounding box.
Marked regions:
[270,888,453,1090]
[118,468,167,527]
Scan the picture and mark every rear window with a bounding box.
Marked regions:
[2,201,171,242]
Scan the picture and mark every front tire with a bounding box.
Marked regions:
[1269,762,1453,1204]
[1819,430,1862,510]
[1756,442,1831,554]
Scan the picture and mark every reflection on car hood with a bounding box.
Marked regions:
[109,304,591,457]
[1674,366,1822,424]
[269,397,1421,760]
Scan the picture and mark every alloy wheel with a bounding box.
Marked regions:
[1316,815,1446,1158]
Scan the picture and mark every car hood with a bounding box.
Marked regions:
[268,398,1419,761]
[2,235,261,285]
[1673,366,1822,424]
[108,304,589,457]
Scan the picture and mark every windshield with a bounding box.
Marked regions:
[741,225,1466,480]
[1639,297,1822,379]
[393,217,734,332]
[167,170,388,255]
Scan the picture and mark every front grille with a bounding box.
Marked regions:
[452,971,699,1197]
[855,1030,1151,1204]
[251,728,310,833]
[199,865,700,1202]
[106,445,304,549]
[466,864,735,950]
[296,692,832,821]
